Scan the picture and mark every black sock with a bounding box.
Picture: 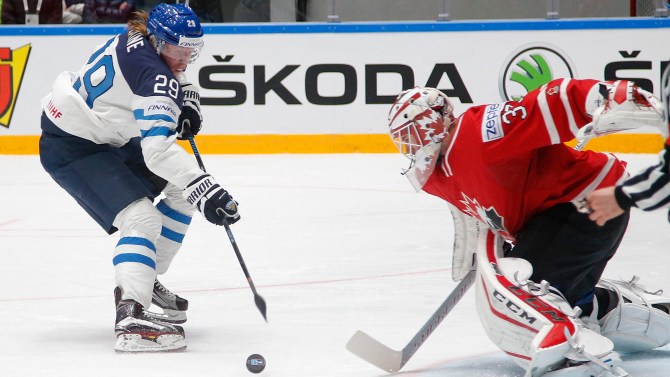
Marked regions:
[594,287,619,319]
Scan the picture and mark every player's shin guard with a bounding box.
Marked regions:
[583,277,670,353]
[154,199,193,274]
[149,188,194,324]
[155,184,195,274]
[475,230,628,377]
[112,198,162,309]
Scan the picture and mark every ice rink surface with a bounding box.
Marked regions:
[1,153,669,377]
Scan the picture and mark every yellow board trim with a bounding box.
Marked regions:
[563,133,665,153]
[0,133,665,155]
[0,135,40,154]
[175,134,397,154]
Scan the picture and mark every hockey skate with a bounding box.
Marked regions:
[147,279,189,324]
[114,296,186,353]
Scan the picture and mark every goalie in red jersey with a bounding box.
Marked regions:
[387,80,670,377]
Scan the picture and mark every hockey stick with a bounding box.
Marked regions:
[346,268,476,373]
[188,137,268,322]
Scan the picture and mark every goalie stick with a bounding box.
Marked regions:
[345,268,475,373]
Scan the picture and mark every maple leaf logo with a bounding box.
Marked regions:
[414,110,443,143]
[459,193,506,232]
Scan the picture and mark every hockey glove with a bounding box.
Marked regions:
[579,80,663,141]
[176,83,203,140]
[183,174,240,225]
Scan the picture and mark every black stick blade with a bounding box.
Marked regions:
[255,293,268,322]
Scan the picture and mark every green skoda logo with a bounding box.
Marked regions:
[499,44,576,101]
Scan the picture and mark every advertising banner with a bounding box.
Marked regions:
[1,20,669,153]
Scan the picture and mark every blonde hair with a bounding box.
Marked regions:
[127,11,149,36]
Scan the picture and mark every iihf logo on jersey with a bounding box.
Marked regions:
[0,44,31,129]
[499,43,576,102]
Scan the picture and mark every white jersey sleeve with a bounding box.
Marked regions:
[41,31,202,189]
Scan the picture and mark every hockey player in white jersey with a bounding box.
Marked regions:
[39,3,238,352]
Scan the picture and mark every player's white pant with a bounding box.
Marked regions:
[475,230,626,377]
[112,184,194,309]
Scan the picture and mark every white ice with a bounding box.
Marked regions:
[1,153,669,377]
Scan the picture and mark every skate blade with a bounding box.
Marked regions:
[115,333,186,353]
[146,308,187,324]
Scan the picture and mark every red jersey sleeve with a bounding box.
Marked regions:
[472,78,601,163]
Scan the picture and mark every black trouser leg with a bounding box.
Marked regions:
[507,202,629,312]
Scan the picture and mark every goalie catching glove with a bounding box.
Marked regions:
[183,174,240,225]
[176,83,202,140]
[578,80,664,141]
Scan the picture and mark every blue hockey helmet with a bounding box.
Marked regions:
[147,3,204,64]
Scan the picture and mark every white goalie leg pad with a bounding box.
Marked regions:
[584,277,670,353]
[155,183,195,275]
[112,198,162,309]
[449,203,483,282]
[475,230,626,377]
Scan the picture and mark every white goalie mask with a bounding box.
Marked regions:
[387,87,455,191]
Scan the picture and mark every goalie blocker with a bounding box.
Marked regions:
[475,229,670,377]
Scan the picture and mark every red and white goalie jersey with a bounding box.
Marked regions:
[422,78,628,242]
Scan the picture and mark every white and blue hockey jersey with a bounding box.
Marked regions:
[41,30,202,189]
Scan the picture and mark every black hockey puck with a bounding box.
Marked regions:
[246,354,266,373]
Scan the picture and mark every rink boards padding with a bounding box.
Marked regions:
[0,19,669,154]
